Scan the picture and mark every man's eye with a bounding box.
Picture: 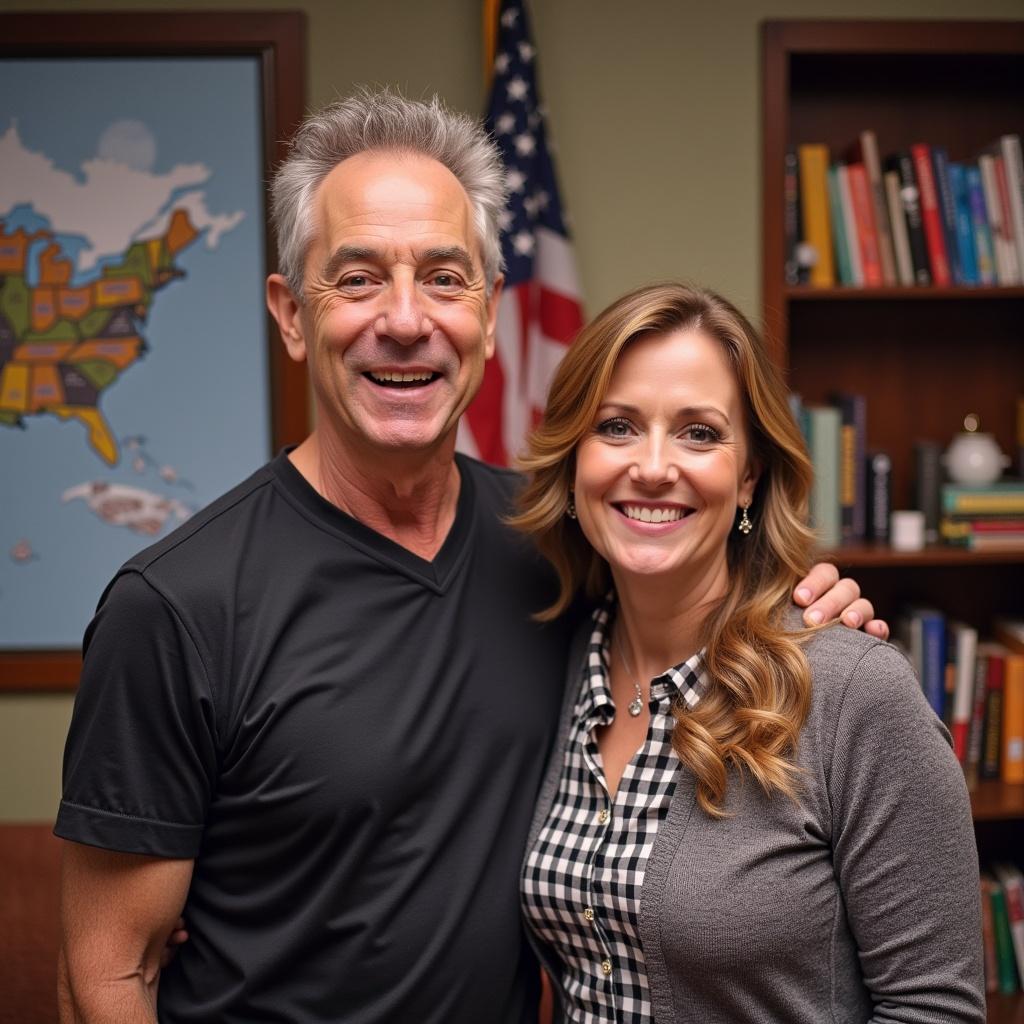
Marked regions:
[430,273,461,288]
[596,417,633,439]
[340,275,371,288]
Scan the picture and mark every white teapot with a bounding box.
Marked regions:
[943,414,1011,486]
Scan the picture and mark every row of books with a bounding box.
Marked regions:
[942,481,1024,551]
[982,863,1024,994]
[896,615,1024,787]
[790,391,1024,550]
[786,130,1024,288]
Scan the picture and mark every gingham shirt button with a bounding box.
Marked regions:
[601,959,613,975]
[598,808,609,824]
[583,907,595,922]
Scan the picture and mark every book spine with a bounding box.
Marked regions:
[949,621,978,761]
[964,647,989,787]
[921,612,947,720]
[966,164,996,285]
[978,154,1014,284]
[911,143,951,286]
[865,450,891,542]
[836,164,864,285]
[1003,654,1024,784]
[826,165,853,285]
[858,129,898,285]
[913,441,943,543]
[949,162,979,285]
[784,147,804,285]
[1001,135,1024,277]
[990,884,1019,994]
[847,163,883,286]
[994,155,1023,284]
[1018,396,1024,477]
[890,152,932,285]
[981,651,1005,780]
[830,393,866,541]
[884,170,915,286]
[931,146,963,284]
[994,864,1024,989]
[798,144,835,287]
[807,406,841,549]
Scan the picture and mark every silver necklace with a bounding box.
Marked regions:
[615,629,645,717]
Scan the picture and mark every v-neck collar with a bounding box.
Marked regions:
[269,448,476,593]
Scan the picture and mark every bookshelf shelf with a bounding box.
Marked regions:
[763,21,1024,1017]
[971,782,1024,822]
[825,545,1024,569]
[787,286,1024,301]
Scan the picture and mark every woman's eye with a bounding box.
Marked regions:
[596,417,633,439]
[685,423,720,445]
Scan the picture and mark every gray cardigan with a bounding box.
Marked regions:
[523,619,985,1023]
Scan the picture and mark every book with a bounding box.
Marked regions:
[883,169,915,286]
[981,646,1006,781]
[886,151,931,285]
[942,482,1024,517]
[999,134,1024,277]
[979,152,1020,285]
[981,872,1001,994]
[911,143,951,286]
[826,165,854,285]
[1002,650,1024,784]
[995,619,1024,653]
[865,450,891,542]
[783,148,805,285]
[913,441,944,543]
[995,155,1022,283]
[849,129,898,285]
[1018,397,1024,476]
[846,162,884,286]
[931,146,963,284]
[948,620,979,762]
[994,862,1024,989]
[797,144,835,287]
[964,645,990,788]
[836,164,864,285]
[949,162,979,285]
[806,405,841,549]
[990,881,1019,994]
[830,393,866,542]
[966,164,996,286]
[901,606,946,718]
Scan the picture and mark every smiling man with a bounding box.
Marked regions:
[55,90,882,1024]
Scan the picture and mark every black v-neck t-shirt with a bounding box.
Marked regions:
[57,451,576,1023]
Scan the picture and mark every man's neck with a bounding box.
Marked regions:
[289,430,461,561]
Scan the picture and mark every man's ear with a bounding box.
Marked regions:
[483,275,504,361]
[266,274,306,363]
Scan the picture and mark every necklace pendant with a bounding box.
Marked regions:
[627,693,644,717]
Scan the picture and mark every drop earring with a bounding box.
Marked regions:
[738,503,752,534]
[566,492,577,519]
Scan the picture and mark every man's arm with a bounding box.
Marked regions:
[794,562,889,639]
[59,841,193,1024]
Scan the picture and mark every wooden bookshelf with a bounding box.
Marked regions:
[762,21,1024,1019]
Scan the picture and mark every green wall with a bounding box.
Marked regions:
[3,0,1021,821]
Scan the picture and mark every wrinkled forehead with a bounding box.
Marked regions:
[311,150,480,259]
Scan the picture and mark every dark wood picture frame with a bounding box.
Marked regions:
[0,11,308,691]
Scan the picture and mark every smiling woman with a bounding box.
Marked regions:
[511,282,984,1023]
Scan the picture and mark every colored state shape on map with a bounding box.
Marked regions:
[0,208,199,464]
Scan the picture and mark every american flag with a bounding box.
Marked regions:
[458,0,585,466]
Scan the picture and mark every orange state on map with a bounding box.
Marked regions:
[0,226,32,273]
[30,287,58,333]
[38,242,72,286]
[94,276,143,308]
[57,286,93,320]
[166,209,199,256]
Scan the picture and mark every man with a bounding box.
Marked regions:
[56,89,881,1023]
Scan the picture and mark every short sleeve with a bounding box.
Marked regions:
[54,570,218,858]
[829,642,985,1021]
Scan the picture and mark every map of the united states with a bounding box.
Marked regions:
[0,119,243,465]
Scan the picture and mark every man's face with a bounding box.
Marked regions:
[291,151,500,457]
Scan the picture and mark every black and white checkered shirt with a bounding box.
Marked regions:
[521,597,706,1023]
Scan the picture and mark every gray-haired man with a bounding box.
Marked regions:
[56,89,880,1023]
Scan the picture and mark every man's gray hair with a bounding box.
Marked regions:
[270,87,508,299]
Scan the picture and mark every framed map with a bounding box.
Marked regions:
[0,13,307,689]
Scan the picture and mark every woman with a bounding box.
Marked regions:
[513,283,984,1022]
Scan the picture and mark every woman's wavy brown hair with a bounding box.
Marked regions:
[509,283,818,816]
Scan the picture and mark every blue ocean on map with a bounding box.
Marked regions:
[0,58,272,648]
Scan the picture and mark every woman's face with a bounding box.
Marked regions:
[573,327,758,593]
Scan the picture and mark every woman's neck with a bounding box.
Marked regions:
[611,563,729,680]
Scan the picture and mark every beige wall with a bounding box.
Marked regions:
[3,0,1021,821]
